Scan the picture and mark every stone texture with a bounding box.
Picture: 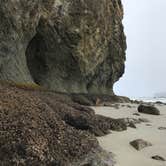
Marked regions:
[138,104,160,115]
[0,0,126,95]
[133,113,140,116]
[151,155,166,161]
[70,94,130,106]
[138,118,150,123]
[158,127,166,130]
[130,139,152,151]
[0,0,126,165]
[0,82,127,165]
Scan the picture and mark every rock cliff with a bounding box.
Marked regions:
[0,0,126,95]
[0,0,127,165]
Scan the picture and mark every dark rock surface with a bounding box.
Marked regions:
[133,113,140,116]
[138,104,160,115]
[151,155,166,161]
[155,101,165,105]
[130,139,152,151]
[0,82,127,165]
[128,122,137,129]
[138,118,150,123]
[0,0,126,95]
[70,94,131,106]
[146,124,152,126]
[158,127,166,130]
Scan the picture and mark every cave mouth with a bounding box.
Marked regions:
[26,33,48,85]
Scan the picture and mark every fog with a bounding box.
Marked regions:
[114,0,166,97]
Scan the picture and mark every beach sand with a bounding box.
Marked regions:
[93,103,166,166]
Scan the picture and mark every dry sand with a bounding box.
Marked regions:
[93,103,166,166]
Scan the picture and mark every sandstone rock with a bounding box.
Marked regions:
[151,155,166,161]
[138,104,160,115]
[130,139,152,150]
[0,0,126,95]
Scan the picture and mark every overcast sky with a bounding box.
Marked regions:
[114,0,166,97]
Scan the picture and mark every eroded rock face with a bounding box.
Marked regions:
[0,82,123,165]
[0,0,126,95]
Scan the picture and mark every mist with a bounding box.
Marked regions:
[114,0,166,97]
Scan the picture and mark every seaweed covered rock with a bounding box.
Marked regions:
[0,82,127,165]
[0,0,126,95]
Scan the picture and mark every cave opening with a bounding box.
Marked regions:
[25,33,48,85]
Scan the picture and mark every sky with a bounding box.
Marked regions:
[114,0,166,97]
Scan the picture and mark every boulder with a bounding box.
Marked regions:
[130,139,152,150]
[138,104,160,115]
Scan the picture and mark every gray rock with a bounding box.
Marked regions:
[138,118,150,123]
[126,105,132,108]
[138,104,160,115]
[151,155,166,161]
[0,0,126,95]
[155,101,164,104]
[118,118,140,128]
[130,139,152,150]
[146,124,152,126]
[133,113,140,116]
[158,127,166,130]
[128,122,137,129]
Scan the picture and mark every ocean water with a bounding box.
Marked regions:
[132,97,166,103]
